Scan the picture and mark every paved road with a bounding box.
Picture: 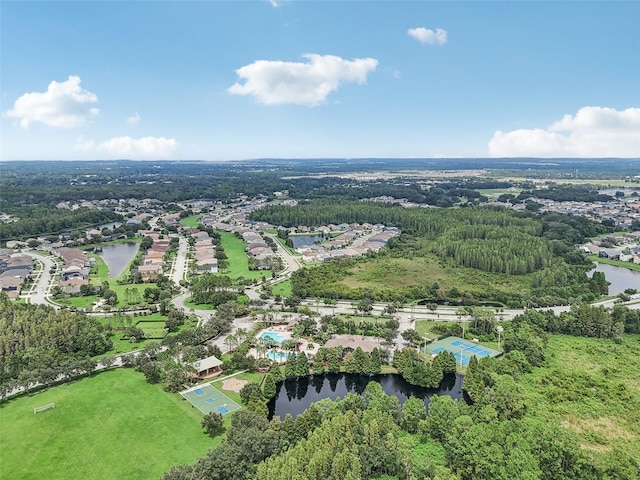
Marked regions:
[20,250,59,308]
[22,237,640,356]
[169,235,189,285]
[264,233,301,277]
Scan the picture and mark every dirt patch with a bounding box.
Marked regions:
[220,378,248,393]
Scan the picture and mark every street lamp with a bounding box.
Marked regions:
[496,325,504,351]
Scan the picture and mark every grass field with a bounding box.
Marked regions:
[179,214,203,228]
[491,176,634,188]
[217,230,263,280]
[183,297,217,310]
[519,334,640,463]
[340,254,531,300]
[133,320,168,339]
[272,279,292,297]
[415,320,448,338]
[0,369,217,480]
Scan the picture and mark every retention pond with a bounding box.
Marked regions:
[268,372,463,419]
[97,242,140,279]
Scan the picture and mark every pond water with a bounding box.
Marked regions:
[191,199,213,206]
[588,262,640,295]
[290,234,323,249]
[267,372,464,420]
[98,242,140,278]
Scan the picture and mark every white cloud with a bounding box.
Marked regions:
[74,136,95,151]
[227,54,378,106]
[407,27,447,46]
[126,112,140,125]
[5,75,99,128]
[489,106,640,158]
[98,136,179,159]
[267,0,280,7]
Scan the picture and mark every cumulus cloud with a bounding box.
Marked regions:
[227,54,378,106]
[489,106,640,158]
[126,112,140,125]
[407,27,447,45]
[98,136,179,159]
[5,75,99,128]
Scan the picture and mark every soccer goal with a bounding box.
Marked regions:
[34,402,55,414]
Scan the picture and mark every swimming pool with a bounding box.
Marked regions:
[267,351,289,361]
[259,331,287,344]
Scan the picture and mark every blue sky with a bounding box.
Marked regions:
[1,0,639,160]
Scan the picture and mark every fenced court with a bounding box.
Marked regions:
[180,383,241,415]
[427,336,501,367]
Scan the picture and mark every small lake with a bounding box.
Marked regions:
[191,199,213,206]
[267,372,463,420]
[290,234,323,249]
[588,262,640,295]
[98,242,140,278]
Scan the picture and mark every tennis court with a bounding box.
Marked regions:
[180,383,241,415]
[427,336,501,367]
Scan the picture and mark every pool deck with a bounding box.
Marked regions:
[252,327,319,363]
[257,326,292,343]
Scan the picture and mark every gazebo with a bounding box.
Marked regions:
[193,355,223,379]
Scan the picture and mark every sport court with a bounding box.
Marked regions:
[427,336,501,367]
[180,383,241,415]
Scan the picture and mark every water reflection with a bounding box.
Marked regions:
[588,262,640,295]
[268,373,464,420]
[290,235,323,248]
[98,242,139,279]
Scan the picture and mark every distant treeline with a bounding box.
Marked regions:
[0,206,121,241]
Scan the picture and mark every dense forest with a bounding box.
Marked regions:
[159,303,640,480]
[252,201,610,306]
[2,158,635,213]
[0,207,121,241]
[0,294,112,395]
[163,370,637,480]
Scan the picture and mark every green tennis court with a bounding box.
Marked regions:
[180,383,241,415]
[427,336,501,367]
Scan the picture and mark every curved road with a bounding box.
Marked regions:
[21,250,60,308]
[21,239,640,354]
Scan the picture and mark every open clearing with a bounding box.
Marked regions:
[519,334,640,462]
[0,369,215,480]
[339,254,531,300]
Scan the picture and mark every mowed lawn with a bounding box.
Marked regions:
[179,214,203,228]
[0,369,215,480]
[217,230,263,280]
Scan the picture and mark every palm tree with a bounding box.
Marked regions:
[324,297,337,316]
[224,333,236,353]
[235,328,248,345]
